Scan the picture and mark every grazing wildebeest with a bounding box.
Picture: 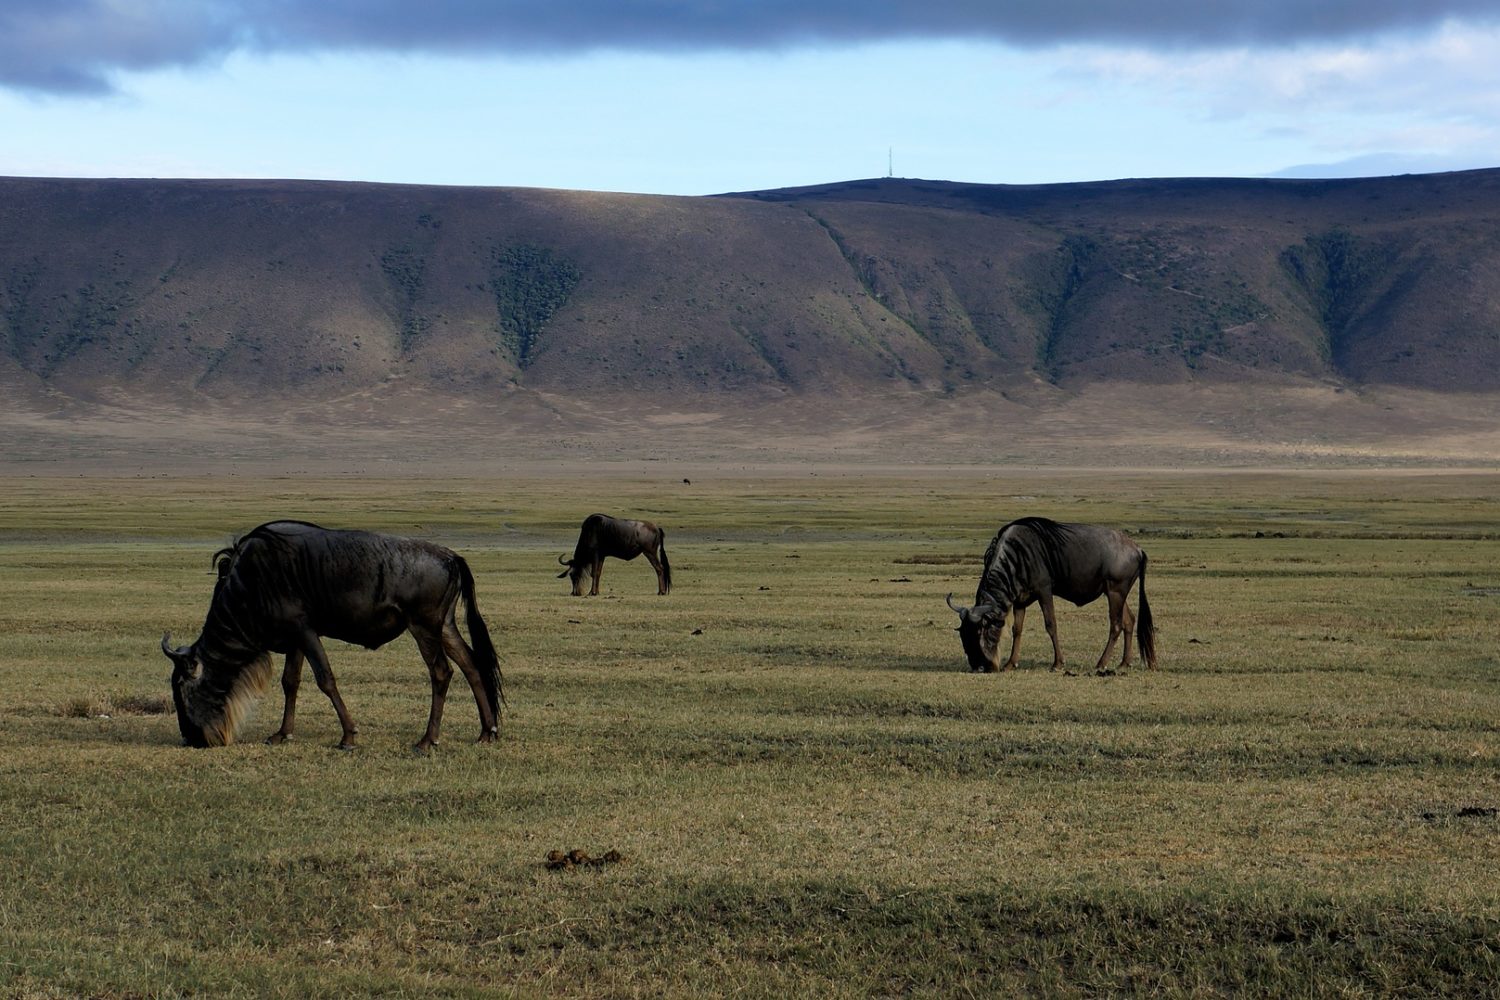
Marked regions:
[160,520,504,751]
[946,517,1156,674]
[557,513,671,596]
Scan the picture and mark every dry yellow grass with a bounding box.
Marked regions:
[1,470,1498,996]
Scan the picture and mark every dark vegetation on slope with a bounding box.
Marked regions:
[3,170,1500,405]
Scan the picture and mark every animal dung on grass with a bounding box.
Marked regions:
[1420,806,1498,822]
[545,849,624,870]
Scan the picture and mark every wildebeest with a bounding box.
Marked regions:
[160,520,503,751]
[946,517,1155,674]
[557,513,671,596]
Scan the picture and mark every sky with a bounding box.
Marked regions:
[3,1,1500,195]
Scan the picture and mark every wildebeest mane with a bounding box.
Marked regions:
[1007,516,1077,562]
[213,520,347,620]
[173,530,281,746]
[978,517,1077,605]
[176,651,275,748]
[211,519,325,577]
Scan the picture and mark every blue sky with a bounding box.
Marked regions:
[3,2,1500,195]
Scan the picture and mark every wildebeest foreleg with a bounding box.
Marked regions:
[411,627,453,753]
[265,649,305,745]
[1000,605,1026,671]
[440,621,499,744]
[1039,594,1065,671]
[589,558,604,596]
[302,633,359,750]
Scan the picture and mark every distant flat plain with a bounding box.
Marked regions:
[2,466,1498,996]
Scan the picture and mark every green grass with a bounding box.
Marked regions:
[2,471,1499,997]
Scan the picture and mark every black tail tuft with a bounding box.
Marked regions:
[659,529,672,594]
[1136,551,1156,668]
[456,556,506,715]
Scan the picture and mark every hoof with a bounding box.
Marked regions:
[265,733,291,746]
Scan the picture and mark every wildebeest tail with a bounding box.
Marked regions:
[658,529,672,594]
[1136,551,1156,668]
[456,556,506,712]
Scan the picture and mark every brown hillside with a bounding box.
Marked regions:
[730,173,1500,391]
[3,172,1500,468]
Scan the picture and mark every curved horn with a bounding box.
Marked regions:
[161,632,194,670]
[946,593,967,614]
[558,553,571,567]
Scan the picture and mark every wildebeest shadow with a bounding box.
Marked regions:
[41,716,181,747]
[857,656,1135,675]
[857,654,982,673]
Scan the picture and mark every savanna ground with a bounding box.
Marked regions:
[1,468,1498,997]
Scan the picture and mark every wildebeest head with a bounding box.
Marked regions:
[946,594,1007,672]
[557,554,588,596]
[161,631,210,747]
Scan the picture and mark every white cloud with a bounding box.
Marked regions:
[1045,22,1500,168]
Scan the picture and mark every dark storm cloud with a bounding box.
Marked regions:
[7,0,1500,95]
[0,0,241,95]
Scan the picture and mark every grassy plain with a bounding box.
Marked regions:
[1,469,1498,997]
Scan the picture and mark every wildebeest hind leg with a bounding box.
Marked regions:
[1094,589,1126,673]
[303,634,359,750]
[644,549,667,595]
[266,649,305,745]
[411,626,453,753]
[1118,598,1136,670]
[439,621,498,744]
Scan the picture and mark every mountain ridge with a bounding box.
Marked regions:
[3,171,1500,467]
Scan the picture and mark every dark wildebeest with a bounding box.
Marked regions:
[557,513,671,596]
[946,517,1156,674]
[160,520,504,751]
